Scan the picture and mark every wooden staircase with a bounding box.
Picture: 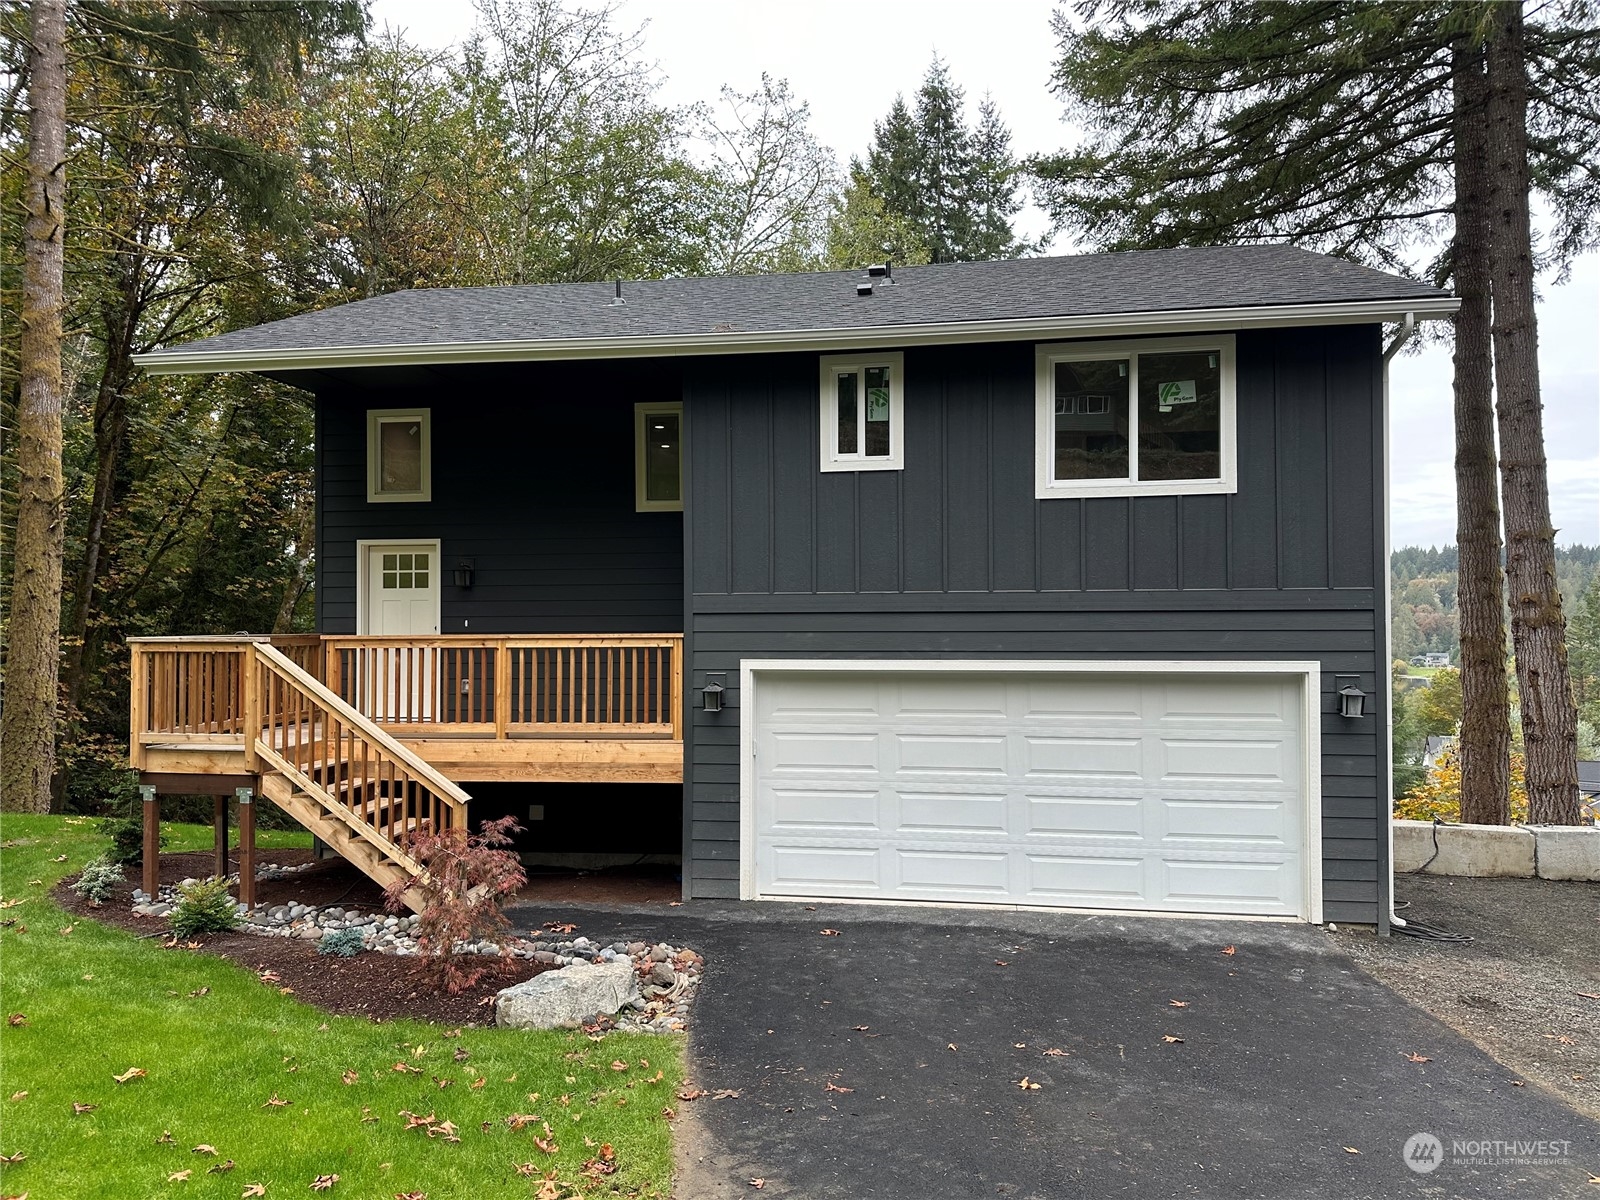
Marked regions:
[247,643,471,913]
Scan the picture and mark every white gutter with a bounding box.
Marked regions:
[1381,312,1420,930]
[132,295,1460,375]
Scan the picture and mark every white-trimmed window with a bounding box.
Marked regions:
[820,352,904,472]
[636,401,683,512]
[1035,335,1236,499]
[366,408,431,503]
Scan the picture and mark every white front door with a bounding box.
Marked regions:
[359,542,441,723]
[748,668,1313,918]
[363,543,440,636]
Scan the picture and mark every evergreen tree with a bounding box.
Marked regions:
[968,97,1029,260]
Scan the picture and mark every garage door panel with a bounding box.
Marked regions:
[765,845,881,891]
[1025,794,1145,839]
[1159,737,1294,783]
[752,670,1308,918]
[896,849,1010,893]
[895,792,1008,835]
[765,787,881,832]
[1023,736,1143,778]
[895,733,1008,775]
[1025,854,1147,902]
[1160,798,1292,844]
[1161,858,1296,911]
[766,731,879,774]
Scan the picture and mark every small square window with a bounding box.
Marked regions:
[367,409,432,503]
[820,352,904,472]
[635,402,683,512]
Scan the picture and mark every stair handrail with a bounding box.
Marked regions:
[252,642,471,812]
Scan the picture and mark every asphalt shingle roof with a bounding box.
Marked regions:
[139,244,1449,366]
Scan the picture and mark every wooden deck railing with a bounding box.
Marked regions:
[322,635,683,741]
[129,633,683,762]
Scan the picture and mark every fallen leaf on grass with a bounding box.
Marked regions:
[514,1162,538,1176]
[156,1131,176,1145]
[1017,1078,1041,1091]
[52,855,67,863]
[661,1105,677,1121]
[192,1145,218,1156]
[262,1094,289,1107]
[470,1077,485,1091]
[0,899,23,910]
[677,1087,707,1101]
[823,1083,852,1095]
[72,1102,97,1115]
[610,1060,629,1072]
[535,1183,561,1200]
[208,1161,236,1174]
[0,1151,26,1164]
[114,1067,147,1083]
[168,1169,193,1182]
[395,1192,427,1199]
[257,970,281,984]
[1221,945,1237,956]
[401,1111,437,1131]
[1161,1036,1184,1044]
[1168,1000,1189,1008]
[341,1070,359,1086]
[241,1186,267,1198]
[1403,1052,1432,1063]
[7,1015,27,1027]
[819,929,841,937]
[1041,1048,1068,1057]
[430,1076,452,1090]
[1342,1147,1360,1155]
[8,1092,26,1102]
[188,987,210,998]
[391,1063,422,1074]
[310,1175,339,1191]
[532,1137,559,1155]
[360,1108,378,1124]
[453,1046,470,1062]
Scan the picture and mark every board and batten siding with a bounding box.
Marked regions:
[682,325,1387,925]
[313,362,684,635]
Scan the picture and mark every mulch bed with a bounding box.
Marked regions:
[56,850,554,1026]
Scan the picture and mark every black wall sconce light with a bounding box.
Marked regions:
[1335,674,1367,719]
[453,559,475,589]
[701,673,726,713]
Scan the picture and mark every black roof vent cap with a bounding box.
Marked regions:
[867,262,893,282]
[856,279,874,297]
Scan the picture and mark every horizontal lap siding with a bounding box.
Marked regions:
[683,326,1386,922]
[315,361,684,634]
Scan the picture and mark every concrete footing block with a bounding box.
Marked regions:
[1393,820,1535,877]
[1528,825,1600,882]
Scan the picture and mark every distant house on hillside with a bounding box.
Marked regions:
[1410,652,1451,668]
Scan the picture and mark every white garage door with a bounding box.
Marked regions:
[749,669,1312,918]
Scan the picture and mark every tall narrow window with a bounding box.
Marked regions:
[636,401,683,511]
[367,409,431,503]
[819,352,904,472]
[1035,336,1235,499]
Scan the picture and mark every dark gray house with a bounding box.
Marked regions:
[132,246,1457,931]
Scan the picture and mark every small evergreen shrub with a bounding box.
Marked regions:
[169,878,240,938]
[317,927,366,958]
[72,857,125,905]
[99,816,165,867]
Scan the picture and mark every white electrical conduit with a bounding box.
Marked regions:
[1381,313,1418,929]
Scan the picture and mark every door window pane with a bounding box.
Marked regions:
[863,366,891,457]
[836,372,858,455]
[644,410,681,503]
[378,419,424,493]
[1137,351,1221,481]
[1054,359,1129,480]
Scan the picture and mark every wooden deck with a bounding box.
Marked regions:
[129,634,685,785]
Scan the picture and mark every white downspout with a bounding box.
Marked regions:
[1381,312,1418,929]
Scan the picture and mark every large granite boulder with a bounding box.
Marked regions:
[495,960,640,1030]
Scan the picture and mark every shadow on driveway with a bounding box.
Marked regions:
[506,900,1600,1198]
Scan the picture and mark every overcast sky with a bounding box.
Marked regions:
[371,0,1599,549]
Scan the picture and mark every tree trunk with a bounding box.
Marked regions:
[1485,1,1580,825]
[1,0,68,815]
[1450,41,1511,826]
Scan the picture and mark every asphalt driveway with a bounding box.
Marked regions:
[506,900,1600,1198]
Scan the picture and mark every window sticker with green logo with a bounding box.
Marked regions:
[1156,379,1196,412]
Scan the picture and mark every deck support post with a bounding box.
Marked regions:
[213,795,229,881]
[140,784,160,900]
[236,787,256,910]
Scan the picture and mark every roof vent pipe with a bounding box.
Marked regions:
[867,262,893,283]
[611,278,625,306]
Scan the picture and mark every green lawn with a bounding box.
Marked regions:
[0,815,680,1199]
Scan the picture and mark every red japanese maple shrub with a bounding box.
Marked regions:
[384,816,527,994]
